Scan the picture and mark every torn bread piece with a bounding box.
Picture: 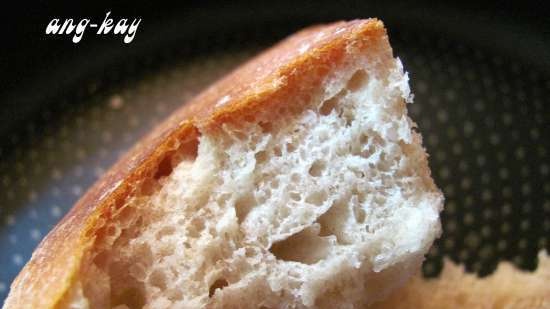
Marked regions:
[370,251,550,309]
[4,19,443,309]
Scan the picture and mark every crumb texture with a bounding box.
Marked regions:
[66,45,441,309]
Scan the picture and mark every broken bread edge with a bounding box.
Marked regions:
[369,251,550,309]
[3,19,443,309]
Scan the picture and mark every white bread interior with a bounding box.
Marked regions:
[63,45,443,309]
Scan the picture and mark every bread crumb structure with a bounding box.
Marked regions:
[4,20,443,309]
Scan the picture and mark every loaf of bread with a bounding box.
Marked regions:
[3,19,443,309]
[369,251,550,309]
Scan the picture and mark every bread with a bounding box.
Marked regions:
[3,19,443,309]
[369,251,550,309]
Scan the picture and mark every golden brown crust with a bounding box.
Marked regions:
[4,19,387,309]
[369,252,550,309]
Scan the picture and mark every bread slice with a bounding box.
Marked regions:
[3,19,443,309]
[369,251,550,309]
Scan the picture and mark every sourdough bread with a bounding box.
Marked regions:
[4,19,443,309]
